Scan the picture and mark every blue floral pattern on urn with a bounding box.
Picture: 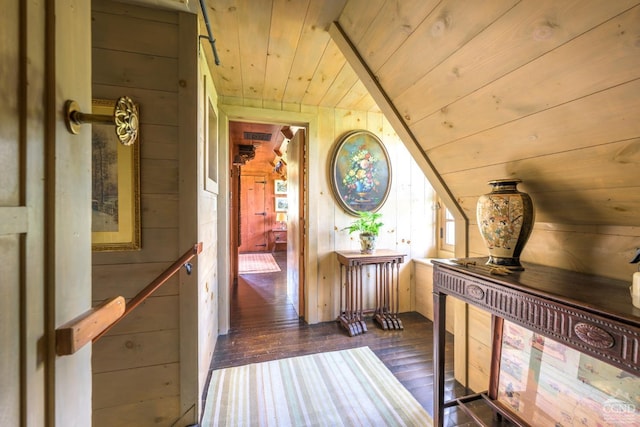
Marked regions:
[476,179,535,270]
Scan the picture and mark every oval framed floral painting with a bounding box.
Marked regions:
[330,130,392,215]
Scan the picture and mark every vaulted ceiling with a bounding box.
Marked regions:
[200,0,377,111]
[131,0,640,228]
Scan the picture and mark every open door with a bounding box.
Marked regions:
[1,2,93,425]
[285,129,306,317]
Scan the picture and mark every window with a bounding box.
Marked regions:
[438,202,455,254]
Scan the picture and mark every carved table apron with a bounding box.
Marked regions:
[432,258,640,427]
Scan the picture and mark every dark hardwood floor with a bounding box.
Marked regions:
[208,251,509,426]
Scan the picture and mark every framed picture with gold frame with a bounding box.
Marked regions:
[330,130,392,216]
[91,99,141,251]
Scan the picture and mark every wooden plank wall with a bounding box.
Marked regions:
[220,100,438,323]
[339,0,640,282]
[413,261,455,333]
[314,107,438,322]
[91,2,184,425]
[197,49,220,420]
[338,0,640,393]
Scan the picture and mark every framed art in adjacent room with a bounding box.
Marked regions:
[274,179,287,194]
[330,130,392,215]
[91,99,141,251]
[275,197,288,212]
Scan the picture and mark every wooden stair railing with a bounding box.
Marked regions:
[55,242,203,356]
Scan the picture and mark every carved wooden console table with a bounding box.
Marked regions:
[432,258,640,427]
[336,250,406,336]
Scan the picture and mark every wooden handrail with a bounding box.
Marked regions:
[56,296,126,356]
[54,242,203,355]
[93,242,203,342]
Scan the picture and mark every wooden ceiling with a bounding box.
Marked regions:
[200,0,378,111]
[197,0,640,228]
[129,0,640,228]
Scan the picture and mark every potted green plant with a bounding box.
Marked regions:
[343,211,383,254]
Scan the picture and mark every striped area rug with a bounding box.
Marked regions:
[238,253,281,274]
[201,346,432,426]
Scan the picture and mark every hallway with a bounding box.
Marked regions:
[207,252,504,425]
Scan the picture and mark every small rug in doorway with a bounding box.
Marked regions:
[201,346,432,426]
[238,253,281,274]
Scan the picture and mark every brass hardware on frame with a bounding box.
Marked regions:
[64,96,139,146]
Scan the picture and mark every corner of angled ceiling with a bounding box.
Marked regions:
[328,21,468,254]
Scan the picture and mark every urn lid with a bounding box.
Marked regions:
[487,178,522,186]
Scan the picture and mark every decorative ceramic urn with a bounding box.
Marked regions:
[476,179,535,270]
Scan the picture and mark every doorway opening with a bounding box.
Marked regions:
[228,120,306,330]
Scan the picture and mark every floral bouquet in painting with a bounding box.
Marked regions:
[341,145,380,201]
[331,130,391,215]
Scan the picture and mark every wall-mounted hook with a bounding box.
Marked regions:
[64,96,139,146]
[183,262,193,275]
[630,248,640,271]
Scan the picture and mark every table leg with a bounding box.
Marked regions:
[358,264,368,332]
[374,263,388,329]
[349,266,358,335]
[353,265,362,335]
[338,263,368,336]
[433,290,447,427]
[392,261,403,330]
[338,264,356,336]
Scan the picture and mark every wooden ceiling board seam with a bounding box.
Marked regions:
[375,0,520,100]
[318,61,360,107]
[457,189,640,226]
[441,156,639,201]
[301,39,346,106]
[356,0,441,73]
[442,139,640,196]
[281,0,347,104]
[337,0,386,45]
[236,0,272,99]
[428,79,640,175]
[205,0,244,98]
[409,5,640,150]
[330,68,369,109]
[262,0,310,102]
[393,0,640,128]
[351,91,380,113]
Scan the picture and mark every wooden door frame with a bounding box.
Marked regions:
[217,106,317,333]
